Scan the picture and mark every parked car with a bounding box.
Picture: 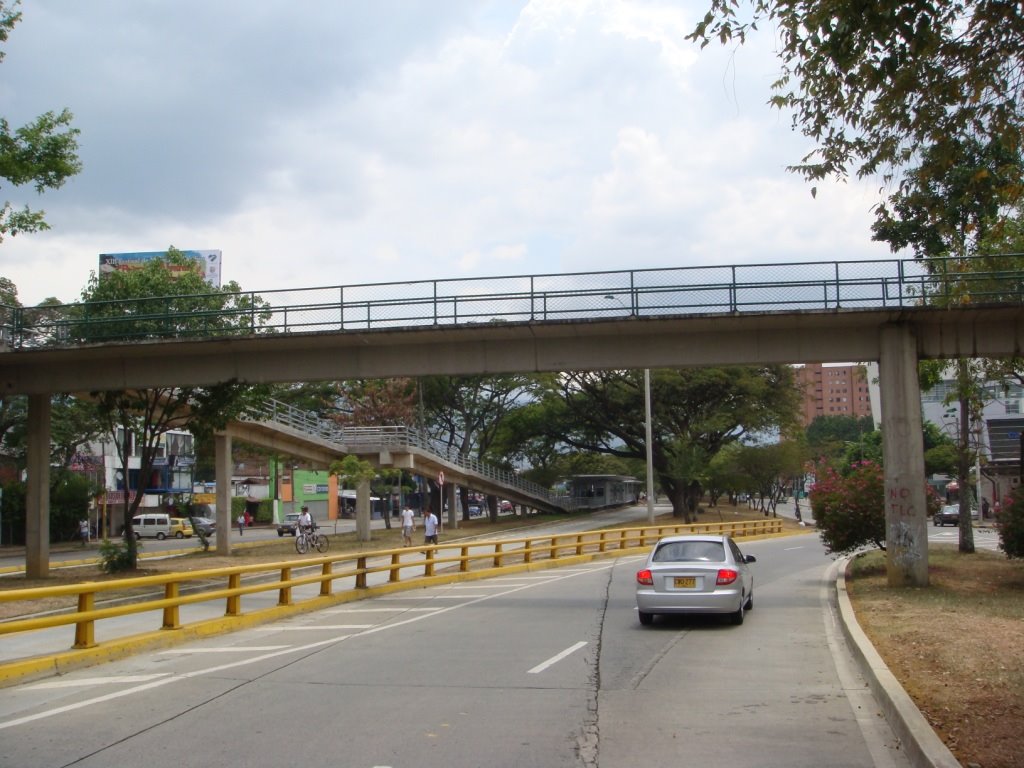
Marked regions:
[500,500,513,513]
[168,517,193,539]
[933,505,960,526]
[277,512,302,537]
[189,516,216,537]
[635,534,756,626]
[131,513,173,540]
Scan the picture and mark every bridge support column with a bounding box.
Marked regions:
[356,478,371,542]
[25,394,51,579]
[215,432,232,555]
[879,324,929,587]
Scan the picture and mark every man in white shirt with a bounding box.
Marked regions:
[400,505,416,546]
[423,507,439,545]
[297,505,313,533]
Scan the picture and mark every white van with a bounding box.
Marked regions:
[132,513,172,540]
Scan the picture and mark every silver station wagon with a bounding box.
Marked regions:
[635,534,757,626]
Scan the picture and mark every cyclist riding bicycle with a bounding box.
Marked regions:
[297,505,313,534]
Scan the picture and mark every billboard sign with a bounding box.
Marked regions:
[98,250,222,287]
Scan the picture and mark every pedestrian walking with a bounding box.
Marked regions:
[400,504,415,546]
[79,518,90,547]
[237,513,245,536]
[423,507,439,545]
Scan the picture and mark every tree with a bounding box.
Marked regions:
[329,454,377,542]
[422,374,539,521]
[735,441,805,517]
[0,1,81,242]
[689,2,1024,223]
[811,460,888,555]
[805,414,875,462]
[336,378,417,427]
[77,249,271,566]
[537,366,800,521]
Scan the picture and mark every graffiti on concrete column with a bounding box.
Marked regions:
[889,520,921,567]
[887,485,915,517]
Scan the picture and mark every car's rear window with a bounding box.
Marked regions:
[652,540,725,562]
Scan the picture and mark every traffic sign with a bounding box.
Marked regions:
[438,471,445,486]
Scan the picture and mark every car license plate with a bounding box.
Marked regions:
[673,577,696,588]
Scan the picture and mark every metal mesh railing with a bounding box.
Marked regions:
[4,254,1023,348]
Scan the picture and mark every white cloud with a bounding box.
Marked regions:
[0,0,898,306]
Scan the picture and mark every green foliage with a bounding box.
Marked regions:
[72,249,270,566]
[872,137,1018,258]
[997,486,1024,559]
[49,469,92,540]
[97,537,136,573]
[689,2,1024,232]
[0,2,81,242]
[0,478,24,544]
[0,473,91,544]
[330,455,376,485]
[535,366,800,520]
[71,248,271,343]
[805,415,875,461]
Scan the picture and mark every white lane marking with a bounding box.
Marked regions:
[253,625,373,630]
[323,607,440,613]
[24,674,171,689]
[783,546,805,551]
[527,641,588,674]
[444,583,530,589]
[0,636,349,731]
[378,595,488,600]
[2,562,620,729]
[159,646,289,653]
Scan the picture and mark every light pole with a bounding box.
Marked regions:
[604,295,654,523]
[644,368,655,524]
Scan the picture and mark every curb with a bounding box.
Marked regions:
[834,560,961,768]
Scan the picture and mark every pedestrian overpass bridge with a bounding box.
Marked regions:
[4,254,1024,583]
[233,397,567,519]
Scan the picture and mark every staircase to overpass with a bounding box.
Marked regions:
[227,397,571,514]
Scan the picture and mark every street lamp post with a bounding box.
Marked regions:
[644,368,655,524]
[603,294,655,523]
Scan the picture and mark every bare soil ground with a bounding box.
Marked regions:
[846,545,1024,768]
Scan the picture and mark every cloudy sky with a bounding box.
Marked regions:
[0,0,898,307]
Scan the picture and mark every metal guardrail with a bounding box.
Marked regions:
[0,519,782,657]
[250,398,569,508]
[2,255,1023,348]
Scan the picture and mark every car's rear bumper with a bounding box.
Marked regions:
[636,588,742,615]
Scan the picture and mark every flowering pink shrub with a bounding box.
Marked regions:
[997,488,1024,559]
[809,460,940,555]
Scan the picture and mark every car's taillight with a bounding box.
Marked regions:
[716,568,739,585]
[636,569,653,585]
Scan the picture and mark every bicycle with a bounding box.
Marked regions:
[295,525,329,554]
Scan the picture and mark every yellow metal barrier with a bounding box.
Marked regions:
[0,519,781,660]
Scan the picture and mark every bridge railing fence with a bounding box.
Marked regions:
[4,255,1024,348]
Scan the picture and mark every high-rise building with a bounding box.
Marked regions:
[793,363,874,427]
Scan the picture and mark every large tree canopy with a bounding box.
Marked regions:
[79,249,270,565]
[0,1,81,242]
[690,2,1024,218]
[538,366,800,521]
